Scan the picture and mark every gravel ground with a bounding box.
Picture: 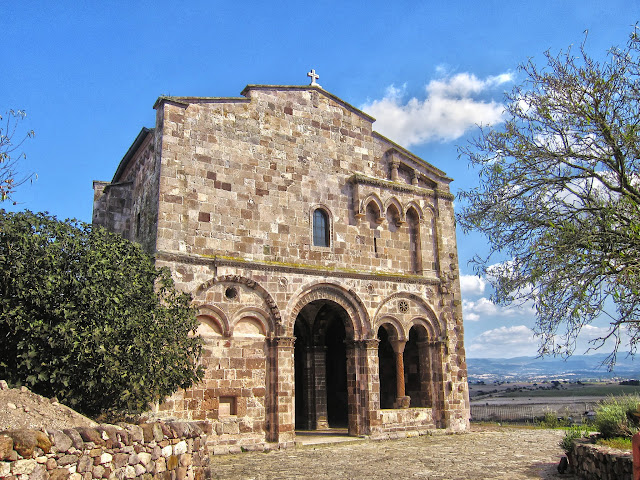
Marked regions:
[208,425,580,480]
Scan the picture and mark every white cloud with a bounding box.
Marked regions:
[467,325,538,358]
[361,71,514,147]
[462,296,533,322]
[459,274,486,296]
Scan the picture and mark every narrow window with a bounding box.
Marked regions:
[407,208,422,274]
[313,209,330,247]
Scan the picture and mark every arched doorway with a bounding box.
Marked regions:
[293,300,352,431]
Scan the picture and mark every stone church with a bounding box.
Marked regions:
[92,72,470,450]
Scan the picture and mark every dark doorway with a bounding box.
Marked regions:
[377,326,396,409]
[293,300,351,431]
[325,316,347,427]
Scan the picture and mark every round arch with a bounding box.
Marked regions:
[374,315,406,341]
[286,281,371,340]
[194,274,282,335]
[196,304,230,337]
[229,306,272,337]
[373,291,443,339]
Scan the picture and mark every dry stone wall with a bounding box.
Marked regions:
[0,422,209,480]
[568,439,633,480]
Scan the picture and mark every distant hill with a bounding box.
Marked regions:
[467,353,640,382]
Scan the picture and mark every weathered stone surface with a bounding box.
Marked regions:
[74,428,104,446]
[56,454,78,466]
[76,455,92,473]
[49,468,71,480]
[0,435,13,461]
[50,430,73,453]
[29,464,48,480]
[11,459,37,475]
[62,429,83,451]
[3,429,50,457]
[112,453,129,469]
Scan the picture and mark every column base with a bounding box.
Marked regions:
[394,396,411,409]
[316,417,329,430]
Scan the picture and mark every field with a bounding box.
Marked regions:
[469,381,640,423]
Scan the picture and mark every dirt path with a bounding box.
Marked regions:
[208,425,579,480]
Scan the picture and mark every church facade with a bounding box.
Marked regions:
[92,75,469,449]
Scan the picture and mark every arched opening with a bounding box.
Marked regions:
[386,204,401,233]
[294,300,353,431]
[377,326,397,409]
[405,324,431,407]
[407,208,422,274]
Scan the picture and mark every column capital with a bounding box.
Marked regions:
[389,339,407,354]
[270,336,296,348]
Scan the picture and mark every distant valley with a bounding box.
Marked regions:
[467,353,640,382]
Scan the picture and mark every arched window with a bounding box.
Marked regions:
[313,208,330,247]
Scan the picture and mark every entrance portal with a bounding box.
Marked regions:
[294,300,351,431]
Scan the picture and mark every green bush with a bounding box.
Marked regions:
[539,411,570,428]
[594,395,640,439]
[0,211,204,418]
[560,425,589,454]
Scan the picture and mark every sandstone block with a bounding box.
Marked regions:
[49,468,70,480]
[56,455,78,467]
[49,431,73,454]
[173,441,187,456]
[0,435,13,461]
[61,430,83,451]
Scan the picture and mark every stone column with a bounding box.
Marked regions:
[273,336,296,445]
[390,159,399,182]
[417,340,432,407]
[313,345,329,430]
[303,346,316,429]
[345,341,359,435]
[430,340,448,428]
[390,340,410,408]
[359,339,382,434]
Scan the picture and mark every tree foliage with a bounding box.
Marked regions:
[458,29,640,364]
[0,211,203,417]
[0,110,34,203]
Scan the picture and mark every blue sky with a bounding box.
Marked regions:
[3,1,638,359]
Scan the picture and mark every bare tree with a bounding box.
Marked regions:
[0,109,35,203]
[458,29,640,365]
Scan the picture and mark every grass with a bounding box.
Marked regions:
[596,437,632,450]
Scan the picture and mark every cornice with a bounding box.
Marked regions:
[349,173,455,201]
[155,250,442,286]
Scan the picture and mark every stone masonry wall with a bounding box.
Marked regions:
[0,421,209,480]
[569,439,633,480]
[93,84,470,445]
[93,130,159,254]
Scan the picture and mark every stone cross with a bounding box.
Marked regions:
[307,69,320,87]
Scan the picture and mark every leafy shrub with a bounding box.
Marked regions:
[0,211,204,417]
[594,395,640,439]
[539,411,570,428]
[560,425,589,454]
